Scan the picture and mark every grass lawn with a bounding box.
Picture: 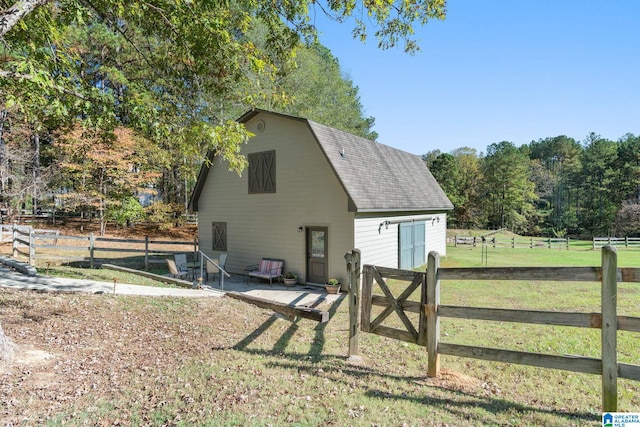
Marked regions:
[1,243,639,425]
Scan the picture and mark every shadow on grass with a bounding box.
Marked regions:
[227,290,597,425]
[363,388,599,425]
[231,291,346,359]
[265,357,598,425]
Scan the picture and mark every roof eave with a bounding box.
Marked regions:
[354,207,453,214]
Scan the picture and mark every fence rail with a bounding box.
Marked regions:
[4,224,197,269]
[593,236,640,249]
[454,235,569,249]
[347,246,640,412]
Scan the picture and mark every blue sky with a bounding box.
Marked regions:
[312,1,640,156]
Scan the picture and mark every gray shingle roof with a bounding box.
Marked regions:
[190,109,453,213]
[306,120,453,212]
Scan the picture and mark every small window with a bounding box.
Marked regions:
[248,150,276,193]
[212,222,227,251]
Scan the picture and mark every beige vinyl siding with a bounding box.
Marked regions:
[197,114,354,284]
[354,213,448,269]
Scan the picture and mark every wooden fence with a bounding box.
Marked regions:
[4,224,197,269]
[346,246,640,412]
[454,235,569,249]
[593,236,640,250]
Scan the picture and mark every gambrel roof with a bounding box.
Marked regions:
[190,109,453,213]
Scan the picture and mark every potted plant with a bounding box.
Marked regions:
[325,278,341,294]
[283,272,297,286]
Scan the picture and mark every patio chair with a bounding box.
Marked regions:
[245,258,284,285]
[174,253,188,271]
[206,254,228,284]
[167,259,189,279]
[206,258,220,282]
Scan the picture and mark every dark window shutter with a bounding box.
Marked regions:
[248,150,276,194]
[212,222,227,251]
[262,151,276,192]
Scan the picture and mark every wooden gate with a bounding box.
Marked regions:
[360,265,427,346]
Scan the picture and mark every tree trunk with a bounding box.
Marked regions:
[0,320,16,363]
[31,132,40,213]
[0,0,51,37]
[0,109,6,195]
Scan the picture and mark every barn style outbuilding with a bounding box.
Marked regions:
[189,109,453,285]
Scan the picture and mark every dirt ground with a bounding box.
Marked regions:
[0,289,238,424]
[42,220,198,240]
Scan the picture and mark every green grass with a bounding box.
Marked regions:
[36,265,177,288]
[362,244,640,422]
[442,243,640,267]
[6,243,640,426]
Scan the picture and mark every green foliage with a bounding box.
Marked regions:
[275,42,377,139]
[2,0,425,216]
[427,131,640,238]
[481,141,536,233]
[145,201,183,228]
[106,197,146,227]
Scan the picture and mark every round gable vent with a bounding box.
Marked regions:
[256,120,265,133]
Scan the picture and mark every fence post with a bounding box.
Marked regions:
[345,249,361,360]
[601,245,618,412]
[361,266,373,333]
[454,235,458,247]
[626,236,629,248]
[530,237,533,249]
[566,237,570,250]
[426,251,441,378]
[12,224,17,258]
[89,233,95,268]
[145,235,149,271]
[29,228,35,266]
[592,237,595,250]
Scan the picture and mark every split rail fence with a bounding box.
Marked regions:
[454,235,569,249]
[2,224,197,269]
[593,236,640,250]
[345,246,640,412]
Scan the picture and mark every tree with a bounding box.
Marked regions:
[277,43,377,140]
[614,134,640,204]
[1,0,446,167]
[481,141,536,232]
[615,201,640,237]
[53,123,160,235]
[578,133,618,236]
[450,147,483,228]
[527,136,583,235]
[1,0,445,219]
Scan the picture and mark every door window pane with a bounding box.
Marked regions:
[311,231,325,258]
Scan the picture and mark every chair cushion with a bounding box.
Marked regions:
[251,260,283,278]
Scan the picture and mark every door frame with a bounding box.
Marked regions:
[305,226,329,284]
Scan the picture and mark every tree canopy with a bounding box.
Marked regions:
[427,132,640,237]
[1,0,446,226]
[1,0,446,166]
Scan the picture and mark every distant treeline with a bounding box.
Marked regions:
[424,133,640,238]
